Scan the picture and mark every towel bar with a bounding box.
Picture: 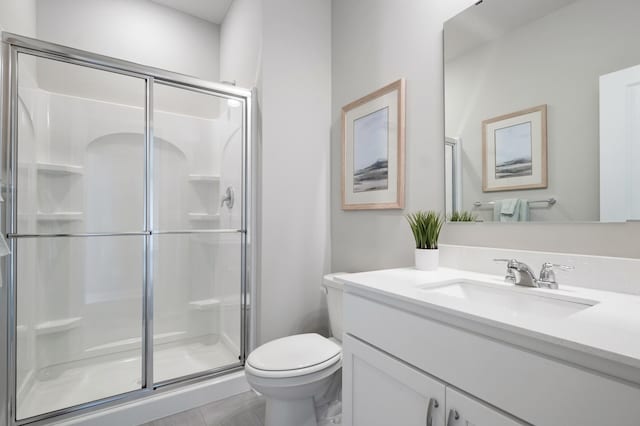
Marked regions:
[473,198,556,208]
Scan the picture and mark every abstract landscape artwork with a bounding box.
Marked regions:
[342,79,405,209]
[482,105,547,192]
[353,107,389,193]
[494,122,532,179]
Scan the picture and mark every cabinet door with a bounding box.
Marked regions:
[445,388,525,426]
[343,334,446,426]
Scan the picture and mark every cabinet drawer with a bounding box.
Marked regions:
[343,334,446,426]
[344,293,640,426]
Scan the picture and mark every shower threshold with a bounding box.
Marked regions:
[16,334,238,421]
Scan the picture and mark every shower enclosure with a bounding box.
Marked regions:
[0,33,254,425]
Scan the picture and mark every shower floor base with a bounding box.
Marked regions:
[17,336,238,421]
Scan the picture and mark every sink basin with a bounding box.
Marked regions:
[419,280,597,319]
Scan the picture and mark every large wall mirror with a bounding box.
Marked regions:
[444,0,640,223]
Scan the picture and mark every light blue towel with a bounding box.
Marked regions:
[500,198,518,215]
[493,199,530,222]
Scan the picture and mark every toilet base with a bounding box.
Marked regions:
[265,396,317,426]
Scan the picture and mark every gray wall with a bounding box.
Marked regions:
[331,0,640,274]
[331,0,474,272]
[446,0,640,222]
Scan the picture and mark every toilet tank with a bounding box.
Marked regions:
[322,273,346,342]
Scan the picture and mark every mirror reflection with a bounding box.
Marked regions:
[444,0,640,223]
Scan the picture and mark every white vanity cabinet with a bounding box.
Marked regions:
[343,334,446,426]
[343,334,523,426]
[342,291,640,426]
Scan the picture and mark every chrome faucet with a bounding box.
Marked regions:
[494,259,573,289]
[501,259,538,287]
[493,258,518,284]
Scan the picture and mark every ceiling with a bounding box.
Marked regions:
[149,0,234,24]
[445,0,578,61]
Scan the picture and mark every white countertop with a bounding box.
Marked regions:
[337,267,640,380]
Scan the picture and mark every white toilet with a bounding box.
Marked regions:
[245,273,345,426]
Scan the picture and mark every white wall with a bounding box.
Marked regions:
[220,0,262,88]
[0,0,36,37]
[34,0,221,116]
[36,0,220,81]
[331,0,640,274]
[0,0,38,86]
[259,0,331,344]
[446,0,640,222]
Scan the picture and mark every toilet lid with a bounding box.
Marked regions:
[247,333,341,372]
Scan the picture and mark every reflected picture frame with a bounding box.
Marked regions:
[341,79,405,210]
[482,105,548,192]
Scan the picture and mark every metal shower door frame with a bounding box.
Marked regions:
[0,32,254,426]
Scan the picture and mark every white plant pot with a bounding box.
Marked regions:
[415,248,439,271]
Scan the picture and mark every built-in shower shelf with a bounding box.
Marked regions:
[36,162,84,175]
[189,298,221,311]
[188,174,220,182]
[85,331,187,354]
[35,317,82,335]
[188,212,220,221]
[37,211,83,221]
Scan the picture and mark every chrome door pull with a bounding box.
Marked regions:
[446,409,460,426]
[426,398,439,426]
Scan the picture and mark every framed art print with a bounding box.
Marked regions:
[341,79,405,210]
[482,104,548,192]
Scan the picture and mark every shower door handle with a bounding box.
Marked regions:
[221,186,234,209]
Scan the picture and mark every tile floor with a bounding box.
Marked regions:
[142,391,265,426]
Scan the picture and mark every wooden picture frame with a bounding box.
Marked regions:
[482,104,547,192]
[341,79,405,210]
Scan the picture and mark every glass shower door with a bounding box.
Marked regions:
[4,34,251,425]
[13,54,147,420]
[151,82,244,383]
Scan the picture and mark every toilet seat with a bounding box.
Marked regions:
[246,333,342,379]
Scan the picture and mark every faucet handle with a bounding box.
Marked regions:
[548,262,575,271]
[493,258,517,283]
[539,262,574,289]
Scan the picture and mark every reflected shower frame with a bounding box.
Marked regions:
[444,136,462,217]
[0,32,257,426]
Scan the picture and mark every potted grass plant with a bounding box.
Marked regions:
[448,210,477,222]
[407,210,444,271]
